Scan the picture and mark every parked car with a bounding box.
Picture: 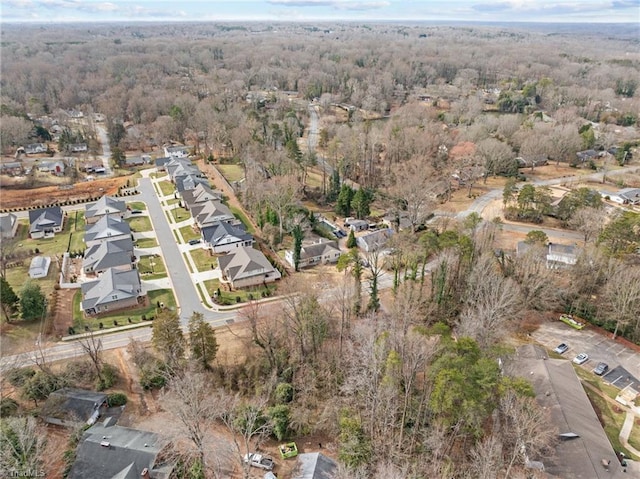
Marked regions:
[573,353,589,365]
[188,238,201,245]
[243,453,274,471]
[593,362,609,376]
[554,343,569,354]
[130,209,143,215]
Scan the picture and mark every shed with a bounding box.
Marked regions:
[29,256,51,279]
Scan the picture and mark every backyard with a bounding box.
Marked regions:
[217,163,244,183]
[203,278,276,305]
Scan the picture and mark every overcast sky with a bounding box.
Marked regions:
[2,0,639,23]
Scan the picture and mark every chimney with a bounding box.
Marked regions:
[141,468,150,479]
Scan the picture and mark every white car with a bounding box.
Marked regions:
[243,453,274,471]
[573,353,589,365]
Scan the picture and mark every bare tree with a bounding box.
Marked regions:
[0,416,47,476]
[602,263,640,340]
[570,206,608,244]
[78,331,104,384]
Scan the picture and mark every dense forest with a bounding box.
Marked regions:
[1,22,640,479]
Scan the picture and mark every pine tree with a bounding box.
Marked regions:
[188,312,218,370]
[292,224,304,272]
[19,281,46,321]
[0,277,19,320]
[152,310,185,370]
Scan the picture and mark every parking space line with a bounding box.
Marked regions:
[609,375,624,385]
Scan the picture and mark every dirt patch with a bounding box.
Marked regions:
[0,175,130,211]
[52,288,76,337]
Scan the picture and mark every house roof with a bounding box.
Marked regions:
[28,206,63,233]
[29,256,51,277]
[218,246,279,282]
[155,157,172,168]
[83,237,134,272]
[356,228,393,251]
[299,240,340,260]
[191,200,235,227]
[547,242,578,256]
[508,345,626,479]
[0,213,17,234]
[69,420,171,479]
[175,174,209,193]
[81,268,141,310]
[42,388,107,425]
[293,453,337,479]
[201,221,252,246]
[617,188,640,203]
[181,183,223,207]
[85,196,126,220]
[85,216,131,244]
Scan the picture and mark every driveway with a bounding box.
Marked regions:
[532,321,640,383]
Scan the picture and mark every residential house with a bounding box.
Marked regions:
[24,143,47,154]
[576,149,599,164]
[38,160,65,175]
[81,159,104,173]
[546,242,579,269]
[154,157,172,171]
[218,246,281,289]
[0,213,19,238]
[292,453,337,479]
[175,174,210,194]
[124,156,146,167]
[29,206,64,239]
[516,155,548,168]
[68,419,172,479]
[69,143,88,153]
[84,216,132,248]
[356,228,393,252]
[42,388,108,427]
[507,345,627,478]
[181,183,224,210]
[85,196,127,225]
[66,109,84,119]
[81,268,144,315]
[0,161,24,175]
[201,222,254,254]
[83,237,135,275]
[285,239,341,269]
[168,161,201,184]
[29,256,51,279]
[164,145,190,158]
[609,188,640,205]
[191,200,235,229]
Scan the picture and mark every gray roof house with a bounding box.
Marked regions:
[28,206,64,239]
[154,157,172,171]
[356,228,393,252]
[181,183,224,210]
[81,268,143,315]
[507,345,627,478]
[0,213,19,238]
[42,388,108,427]
[85,196,127,224]
[546,242,579,269]
[201,221,254,254]
[69,419,172,479]
[164,157,192,178]
[24,143,47,154]
[84,216,132,248]
[83,237,135,275]
[191,200,235,229]
[285,239,341,269]
[609,188,640,205]
[29,256,51,279]
[175,174,209,194]
[164,144,190,158]
[293,453,337,479]
[218,246,281,289]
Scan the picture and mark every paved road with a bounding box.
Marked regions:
[95,124,113,176]
[307,104,335,177]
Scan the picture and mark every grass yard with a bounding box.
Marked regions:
[189,247,217,272]
[575,367,622,400]
[68,211,86,253]
[230,206,255,234]
[203,278,276,305]
[137,255,167,279]
[179,225,200,243]
[217,164,244,183]
[158,180,175,197]
[134,237,158,248]
[72,289,176,331]
[126,215,153,232]
[170,207,191,223]
[127,201,147,210]
[166,198,180,206]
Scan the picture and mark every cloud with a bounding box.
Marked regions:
[267,0,389,9]
[473,0,640,15]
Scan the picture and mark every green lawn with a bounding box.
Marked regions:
[166,198,180,206]
[202,278,276,305]
[179,225,200,243]
[217,164,244,183]
[182,253,194,273]
[126,216,153,232]
[158,180,175,197]
[137,255,167,279]
[170,207,191,223]
[575,367,621,400]
[127,201,147,211]
[189,247,217,272]
[73,289,176,331]
[134,237,158,248]
[229,206,255,234]
[68,211,86,253]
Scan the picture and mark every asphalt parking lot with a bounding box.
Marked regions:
[532,321,640,388]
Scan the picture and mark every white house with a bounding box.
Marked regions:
[29,256,51,279]
[285,239,341,269]
[0,213,19,238]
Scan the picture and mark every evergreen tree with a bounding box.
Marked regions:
[188,312,218,370]
[336,184,354,217]
[0,277,19,320]
[19,281,46,321]
[292,224,304,272]
[152,310,185,370]
[327,170,341,202]
[351,188,372,219]
[346,229,357,248]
